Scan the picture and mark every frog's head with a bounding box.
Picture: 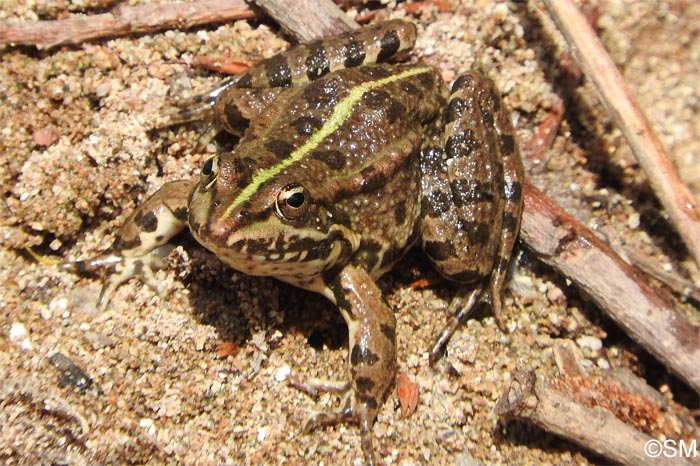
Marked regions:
[189,152,360,287]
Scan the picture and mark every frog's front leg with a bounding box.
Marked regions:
[295,264,396,465]
[64,180,194,309]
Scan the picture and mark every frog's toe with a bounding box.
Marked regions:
[64,245,174,309]
[294,380,379,464]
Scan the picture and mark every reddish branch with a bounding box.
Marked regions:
[496,368,699,466]
[521,183,700,392]
[0,0,258,49]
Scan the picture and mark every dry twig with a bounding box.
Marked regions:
[521,183,700,392]
[253,0,357,42]
[540,0,700,271]
[0,0,257,49]
[496,369,699,466]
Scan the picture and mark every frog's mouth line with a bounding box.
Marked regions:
[205,225,359,279]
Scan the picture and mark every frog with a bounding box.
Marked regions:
[66,19,523,464]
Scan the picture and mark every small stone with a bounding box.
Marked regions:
[627,212,641,229]
[275,364,291,382]
[9,322,31,350]
[576,335,603,351]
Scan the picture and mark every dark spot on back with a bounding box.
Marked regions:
[302,76,341,109]
[451,74,475,92]
[380,323,396,342]
[377,29,400,62]
[264,55,293,88]
[422,190,450,217]
[362,90,405,124]
[402,81,420,96]
[236,73,253,88]
[445,97,468,124]
[359,165,387,193]
[305,44,330,81]
[343,40,366,68]
[355,376,376,394]
[135,211,158,232]
[419,147,445,174]
[311,149,345,170]
[360,66,391,79]
[502,211,519,233]
[351,345,380,366]
[291,116,323,136]
[445,130,480,159]
[504,180,523,202]
[173,207,188,222]
[417,71,435,89]
[451,179,494,206]
[424,240,455,262]
[462,220,491,246]
[500,134,516,157]
[265,139,295,159]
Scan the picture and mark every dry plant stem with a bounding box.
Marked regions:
[521,183,700,392]
[0,0,257,49]
[496,370,698,466]
[253,0,357,42]
[541,0,700,271]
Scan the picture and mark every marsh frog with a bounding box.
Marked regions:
[68,19,524,464]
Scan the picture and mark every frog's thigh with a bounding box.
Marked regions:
[420,72,509,283]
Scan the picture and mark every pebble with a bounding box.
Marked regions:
[275,364,291,382]
[9,322,32,350]
[576,335,603,351]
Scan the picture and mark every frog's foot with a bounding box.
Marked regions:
[62,245,174,310]
[429,287,487,365]
[159,77,236,128]
[290,377,380,465]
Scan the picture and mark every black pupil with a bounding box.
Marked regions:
[202,158,214,176]
[287,192,305,208]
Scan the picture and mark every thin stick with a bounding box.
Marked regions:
[496,369,698,466]
[0,0,257,49]
[540,0,700,271]
[521,183,700,392]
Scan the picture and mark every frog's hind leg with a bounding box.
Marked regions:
[420,71,523,362]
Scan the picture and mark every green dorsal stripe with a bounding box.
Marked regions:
[222,66,433,219]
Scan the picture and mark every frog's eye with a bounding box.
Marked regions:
[200,156,219,190]
[276,183,309,221]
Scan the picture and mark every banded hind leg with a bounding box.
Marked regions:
[419,71,524,362]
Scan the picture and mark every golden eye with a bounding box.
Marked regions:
[200,156,219,190]
[275,183,309,221]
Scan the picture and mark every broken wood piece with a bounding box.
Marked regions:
[496,369,698,466]
[0,0,258,49]
[521,183,700,392]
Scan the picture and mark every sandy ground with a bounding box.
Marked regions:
[1,0,698,465]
